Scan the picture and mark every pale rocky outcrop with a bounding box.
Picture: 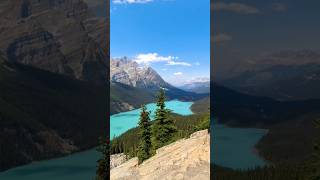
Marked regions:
[110,130,210,180]
[110,153,128,169]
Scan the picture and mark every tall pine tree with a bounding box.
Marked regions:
[152,88,177,151]
[137,105,152,164]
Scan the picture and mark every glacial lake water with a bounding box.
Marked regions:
[0,100,268,179]
[0,149,100,180]
[110,100,194,138]
[212,123,268,169]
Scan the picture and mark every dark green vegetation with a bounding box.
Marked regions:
[212,165,307,180]
[137,105,152,164]
[110,96,210,158]
[0,57,107,171]
[191,96,210,114]
[212,83,320,127]
[256,113,320,164]
[110,83,155,114]
[152,89,177,151]
[96,138,109,180]
[305,120,320,180]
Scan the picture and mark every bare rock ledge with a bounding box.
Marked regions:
[110,130,210,180]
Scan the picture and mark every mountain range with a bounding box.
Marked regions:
[219,49,320,101]
[179,77,210,94]
[110,57,206,114]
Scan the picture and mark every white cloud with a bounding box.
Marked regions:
[213,2,260,14]
[162,68,168,71]
[166,61,191,67]
[134,53,175,64]
[113,0,153,4]
[173,72,183,76]
[134,53,191,67]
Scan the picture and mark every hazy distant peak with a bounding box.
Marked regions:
[179,77,210,94]
[251,49,320,67]
[185,77,210,84]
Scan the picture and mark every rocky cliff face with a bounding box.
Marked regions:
[0,0,108,83]
[110,130,210,180]
[111,57,170,90]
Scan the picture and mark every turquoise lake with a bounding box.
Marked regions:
[110,100,194,138]
[0,149,100,180]
[212,123,268,169]
[0,100,268,179]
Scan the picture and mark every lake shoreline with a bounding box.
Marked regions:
[212,123,268,170]
[0,146,100,174]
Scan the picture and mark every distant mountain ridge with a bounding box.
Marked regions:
[219,49,320,100]
[179,77,210,94]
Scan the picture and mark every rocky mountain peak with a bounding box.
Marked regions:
[110,57,169,89]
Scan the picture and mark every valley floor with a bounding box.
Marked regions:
[110,130,210,180]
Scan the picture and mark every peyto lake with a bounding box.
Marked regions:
[0,100,267,179]
[212,123,268,169]
[110,100,194,138]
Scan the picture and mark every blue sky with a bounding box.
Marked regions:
[110,0,210,86]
